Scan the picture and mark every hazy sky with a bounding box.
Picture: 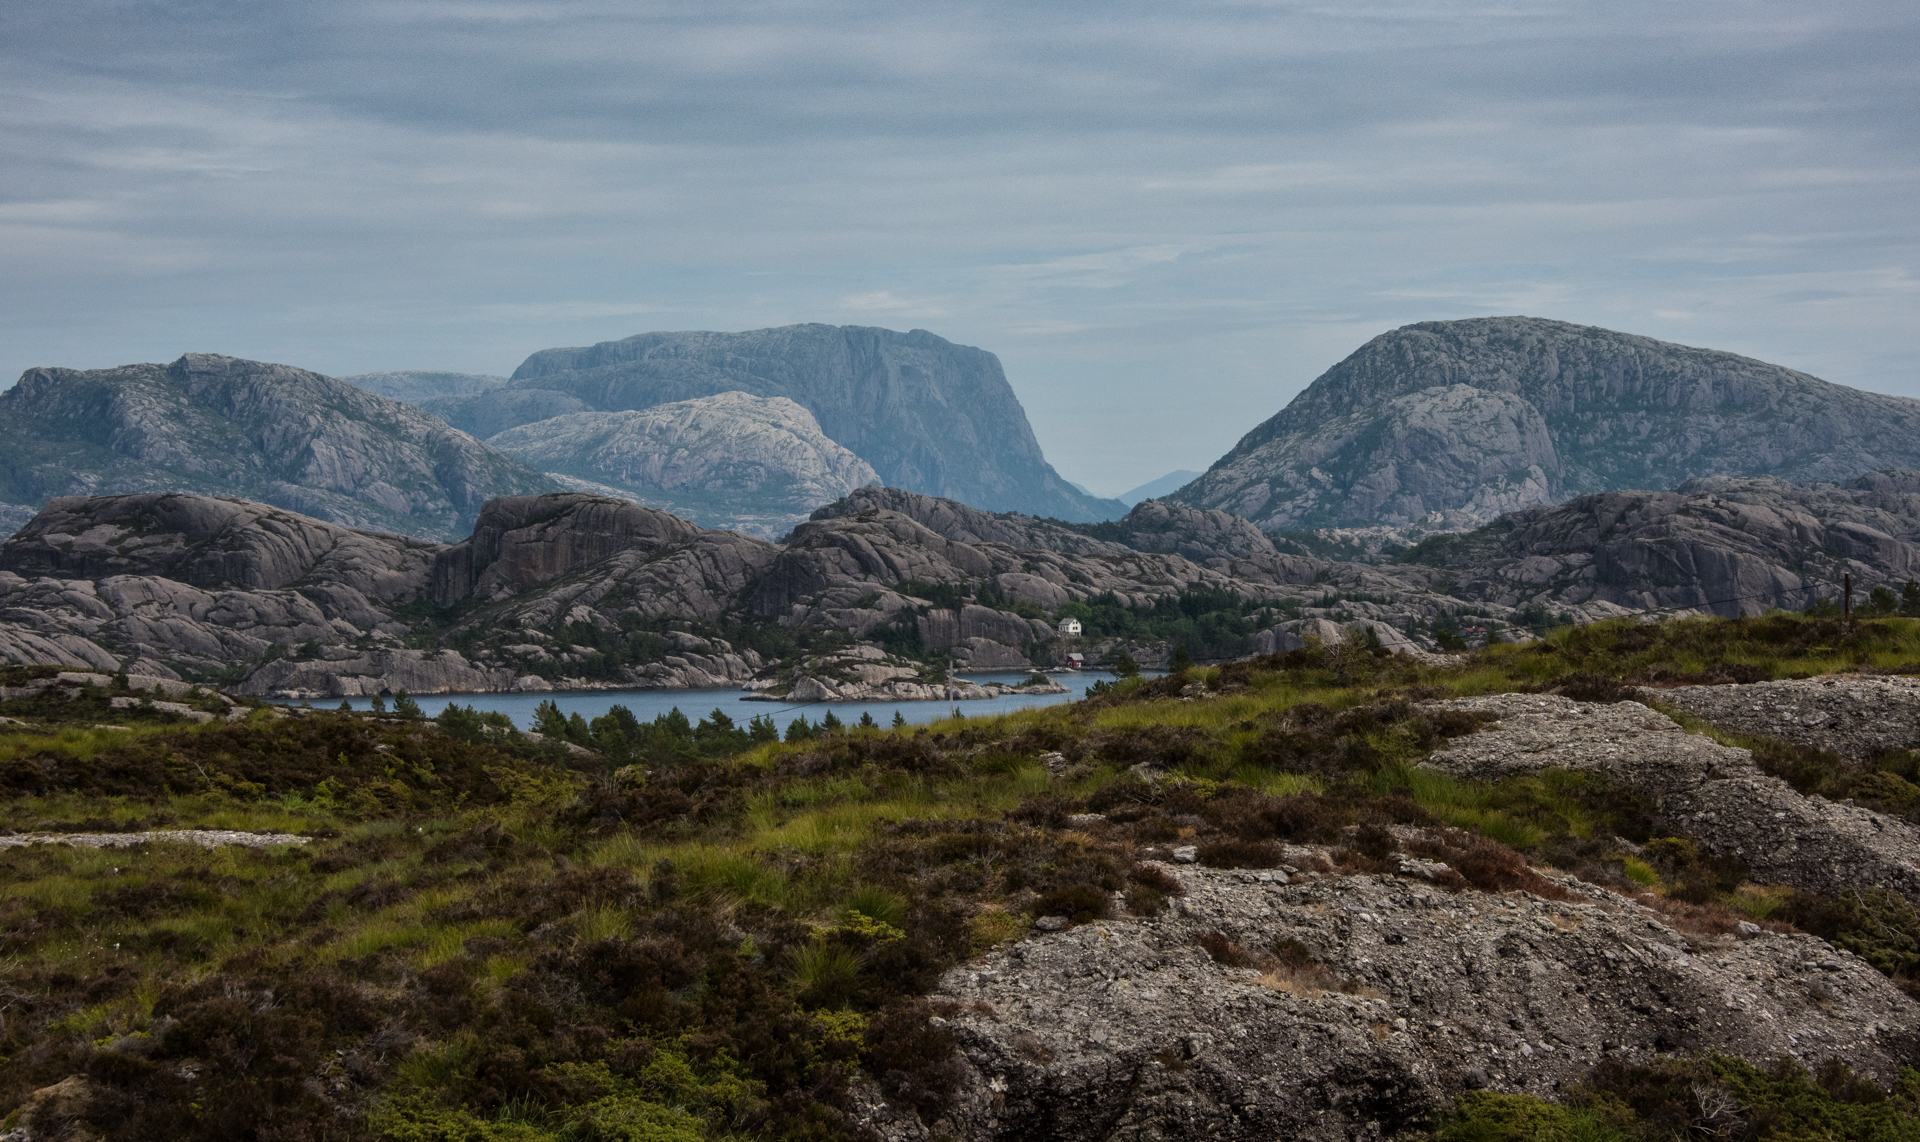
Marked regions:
[4,1,1916,497]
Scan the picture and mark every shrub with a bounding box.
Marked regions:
[1034,884,1110,924]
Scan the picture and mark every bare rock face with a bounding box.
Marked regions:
[1422,694,1920,904]
[887,865,1920,1141]
[813,487,1132,556]
[1175,317,1920,531]
[460,324,1126,522]
[917,606,1052,655]
[2,493,436,603]
[809,488,1323,588]
[432,494,703,606]
[1654,676,1920,761]
[0,353,559,540]
[235,648,517,698]
[1112,499,1279,562]
[1403,471,1920,616]
[485,393,881,537]
[0,495,444,681]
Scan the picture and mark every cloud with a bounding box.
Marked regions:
[0,0,1916,490]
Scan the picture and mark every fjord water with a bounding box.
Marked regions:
[302,670,1138,730]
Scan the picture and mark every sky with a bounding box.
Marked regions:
[3,2,1917,499]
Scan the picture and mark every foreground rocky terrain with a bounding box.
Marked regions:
[1422,693,1920,903]
[911,865,1913,1141]
[0,353,558,541]
[1656,674,1920,761]
[8,612,1920,1140]
[1173,316,1920,532]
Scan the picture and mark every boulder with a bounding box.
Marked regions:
[886,864,1920,1141]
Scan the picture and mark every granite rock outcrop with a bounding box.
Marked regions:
[1654,675,1920,761]
[873,863,1920,1141]
[1421,693,1920,905]
[1403,471,1920,616]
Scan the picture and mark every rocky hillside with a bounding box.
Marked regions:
[1175,316,1920,531]
[0,487,1348,696]
[486,392,881,537]
[427,324,1126,523]
[15,468,1920,694]
[0,353,559,541]
[1405,469,1920,617]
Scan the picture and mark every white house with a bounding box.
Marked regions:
[1057,617,1082,635]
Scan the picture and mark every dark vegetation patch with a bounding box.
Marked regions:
[1745,736,1920,828]
[1434,1054,1920,1142]
[0,713,574,821]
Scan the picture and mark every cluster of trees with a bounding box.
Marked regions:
[1052,588,1295,662]
[1809,580,1920,618]
[506,700,914,764]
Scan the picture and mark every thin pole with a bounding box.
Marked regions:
[1844,572,1852,627]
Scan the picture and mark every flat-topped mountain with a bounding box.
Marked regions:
[485,392,880,537]
[1174,316,1920,532]
[0,354,559,541]
[427,324,1126,523]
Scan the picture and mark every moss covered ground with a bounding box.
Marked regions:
[3,615,1920,1139]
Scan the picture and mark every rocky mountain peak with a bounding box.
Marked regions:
[1174,316,1920,532]
[0,353,559,541]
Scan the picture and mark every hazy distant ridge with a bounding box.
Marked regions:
[429,323,1126,523]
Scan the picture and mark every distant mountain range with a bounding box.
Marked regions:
[14,316,1915,563]
[1118,470,1203,506]
[0,354,558,541]
[418,324,1126,524]
[1172,316,1920,533]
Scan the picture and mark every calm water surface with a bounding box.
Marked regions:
[292,671,1143,731]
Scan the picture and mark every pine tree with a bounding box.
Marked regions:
[392,690,424,719]
[1170,645,1195,674]
[891,711,907,728]
[533,699,569,738]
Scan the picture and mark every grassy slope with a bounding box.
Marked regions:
[4,616,1920,1139]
